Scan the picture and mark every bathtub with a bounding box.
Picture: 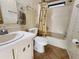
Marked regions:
[46,36,67,49]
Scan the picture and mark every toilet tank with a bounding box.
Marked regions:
[28,28,38,36]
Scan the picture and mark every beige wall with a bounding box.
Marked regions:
[47,3,72,35]
[67,0,79,59]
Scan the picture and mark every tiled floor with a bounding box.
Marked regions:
[34,45,69,59]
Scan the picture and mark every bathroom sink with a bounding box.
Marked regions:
[0,31,24,46]
[0,31,35,59]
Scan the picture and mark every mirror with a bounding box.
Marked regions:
[16,1,37,28]
[0,0,37,29]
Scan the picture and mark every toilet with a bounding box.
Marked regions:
[28,28,47,53]
[34,36,47,53]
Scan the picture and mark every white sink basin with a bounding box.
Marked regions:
[0,32,24,46]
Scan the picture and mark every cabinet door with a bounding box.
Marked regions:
[14,39,33,59]
[0,49,13,59]
[27,39,33,59]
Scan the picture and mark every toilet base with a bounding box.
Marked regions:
[34,45,45,53]
[34,36,48,53]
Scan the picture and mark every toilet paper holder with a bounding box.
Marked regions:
[72,39,79,45]
[75,41,79,44]
[72,39,79,48]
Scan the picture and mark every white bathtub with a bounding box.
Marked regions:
[46,36,67,49]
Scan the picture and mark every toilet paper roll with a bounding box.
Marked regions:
[72,39,79,45]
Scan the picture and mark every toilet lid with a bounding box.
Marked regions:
[35,36,47,45]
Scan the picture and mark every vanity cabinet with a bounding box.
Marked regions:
[14,38,33,59]
[0,38,33,59]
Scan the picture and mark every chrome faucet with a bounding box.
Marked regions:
[0,25,8,35]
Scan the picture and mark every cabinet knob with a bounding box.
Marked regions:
[28,44,30,48]
[23,47,26,52]
[23,44,30,52]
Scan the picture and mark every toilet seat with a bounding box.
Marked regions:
[35,36,47,45]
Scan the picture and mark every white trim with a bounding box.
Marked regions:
[66,49,71,59]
